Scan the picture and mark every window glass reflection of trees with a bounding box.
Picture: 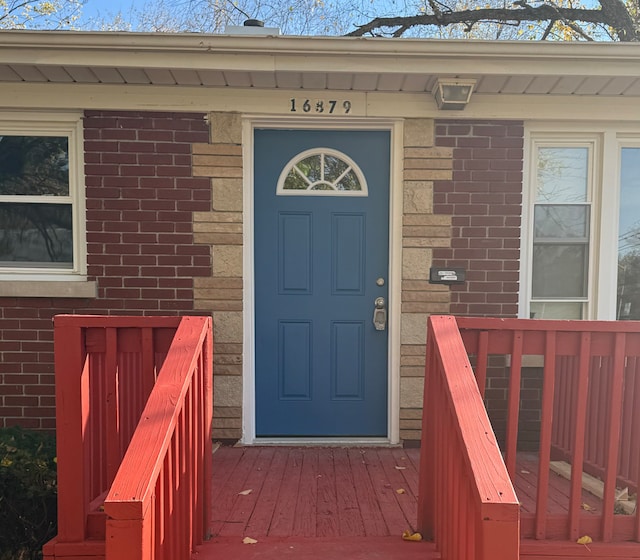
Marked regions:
[0,136,73,267]
[531,146,590,319]
[617,148,640,320]
[282,152,363,193]
[537,147,588,204]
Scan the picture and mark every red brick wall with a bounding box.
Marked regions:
[433,120,524,317]
[0,111,212,429]
[432,121,543,450]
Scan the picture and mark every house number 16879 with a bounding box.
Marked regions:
[290,98,352,114]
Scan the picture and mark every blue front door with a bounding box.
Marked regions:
[254,129,390,437]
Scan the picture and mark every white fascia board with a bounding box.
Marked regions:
[2,82,640,122]
[0,31,639,78]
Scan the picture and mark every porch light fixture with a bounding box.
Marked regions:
[433,78,476,110]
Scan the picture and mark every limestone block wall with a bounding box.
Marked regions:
[192,112,244,440]
[399,119,453,443]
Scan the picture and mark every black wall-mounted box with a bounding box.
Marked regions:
[429,267,466,285]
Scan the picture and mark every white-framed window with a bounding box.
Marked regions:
[0,113,86,283]
[0,111,96,298]
[527,139,596,319]
[523,126,640,321]
[276,148,368,196]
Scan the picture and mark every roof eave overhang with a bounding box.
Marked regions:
[0,30,639,78]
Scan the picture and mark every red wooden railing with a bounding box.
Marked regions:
[457,316,640,543]
[104,315,212,560]
[43,315,213,560]
[417,315,520,560]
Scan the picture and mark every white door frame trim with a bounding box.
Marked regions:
[241,116,403,445]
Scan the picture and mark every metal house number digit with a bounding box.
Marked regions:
[289,98,353,115]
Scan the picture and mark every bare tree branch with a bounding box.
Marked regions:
[598,0,638,40]
[540,19,554,39]
[76,0,640,42]
[564,19,596,40]
[346,0,640,41]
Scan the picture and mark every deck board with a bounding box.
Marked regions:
[333,448,366,537]
[316,450,339,537]
[210,446,261,537]
[347,448,394,536]
[292,449,318,537]
[218,448,274,537]
[268,448,304,537]
[360,448,408,535]
[376,448,418,532]
[244,448,288,537]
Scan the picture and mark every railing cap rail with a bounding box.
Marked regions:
[456,316,640,333]
[54,314,183,328]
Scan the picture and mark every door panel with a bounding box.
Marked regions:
[254,129,390,437]
[279,321,312,400]
[332,214,365,294]
[279,213,312,293]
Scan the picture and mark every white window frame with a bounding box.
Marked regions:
[522,124,640,321]
[609,135,640,320]
[0,112,93,297]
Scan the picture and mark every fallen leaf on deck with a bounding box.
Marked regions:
[402,531,423,542]
[395,466,407,470]
[396,488,406,494]
[576,535,592,545]
[238,489,253,496]
[243,537,258,545]
[582,503,596,511]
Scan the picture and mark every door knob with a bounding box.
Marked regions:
[373,297,387,331]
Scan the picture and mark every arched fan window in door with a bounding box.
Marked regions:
[276,148,368,196]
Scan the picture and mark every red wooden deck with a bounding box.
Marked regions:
[194,446,438,559]
[45,315,640,560]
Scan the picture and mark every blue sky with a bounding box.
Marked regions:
[79,0,145,26]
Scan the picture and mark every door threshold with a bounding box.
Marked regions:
[241,437,399,447]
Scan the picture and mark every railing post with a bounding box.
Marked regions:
[535,330,556,540]
[419,316,520,560]
[203,320,214,539]
[106,514,152,560]
[602,332,626,542]
[480,515,520,560]
[417,324,435,540]
[568,331,591,541]
[54,319,90,543]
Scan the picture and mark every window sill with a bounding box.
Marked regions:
[0,280,97,298]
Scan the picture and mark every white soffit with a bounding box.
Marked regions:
[0,31,639,98]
